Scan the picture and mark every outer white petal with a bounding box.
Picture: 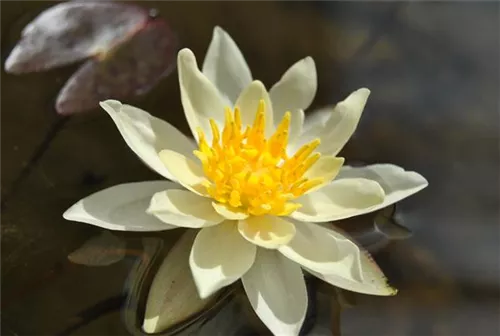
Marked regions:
[290,178,385,222]
[189,221,256,299]
[147,189,224,228]
[238,216,296,249]
[282,223,396,296]
[158,150,208,196]
[202,26,252,105]
[270,57,317,143]
[178,48,226,142]
[234,81,274,137]
[335,164,429,211]
[288,106,329,155]
[99,100,196,181]
[302,106,331,133]
[278,222,364,279]
[317,88,370,156]
[242,249,307,336]
[63,181,179,231]
[290,88,370,155]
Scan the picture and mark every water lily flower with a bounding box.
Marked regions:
[63,27,428,336]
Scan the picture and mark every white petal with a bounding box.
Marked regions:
[283,223,396,296]
[291,88,370,156]
[242,249,307,336]
[202,26,252,105]
[270,57,317,143]
[190,221,256,299]
[147,189,224,228]
[284,109,305,157]
[178,48,226,142]
[235,81,274,137]
[212,203,249,220]
[143,230,211,333]
[318,88,370,156]
[303,156,345,192]
[99,100,196,181]
[158,150,207,196]
[336,164,429,211]
[63,181,180,231]
[279,221,364,278]
[288,107,328,154]
[302,106,331,133]
[290,178,385,222]
[238,216,296,249]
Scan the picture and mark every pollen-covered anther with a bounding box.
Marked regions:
[194,99,323,216]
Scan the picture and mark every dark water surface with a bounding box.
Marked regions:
[1,1,499,335]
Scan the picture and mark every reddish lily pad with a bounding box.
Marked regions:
[4,1,177,115]
[56,19,177,115]
[4,2,149,74]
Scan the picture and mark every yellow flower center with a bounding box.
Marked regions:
[194,100,323,217]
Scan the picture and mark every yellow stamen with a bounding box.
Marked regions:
[194,100,323,217]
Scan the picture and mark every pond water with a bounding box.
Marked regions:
[1,1,499,335]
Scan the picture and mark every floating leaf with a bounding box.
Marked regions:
[56,19,176,115]
[142,230,229,334]
[192,296,248,336]
[4,2,149,74]
[4,2,177,115]
[68,231,126,266]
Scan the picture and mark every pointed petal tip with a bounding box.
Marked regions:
[99,99,123,114]
[303,56,315,67]
[250,79,267,90]
[377,281,398,296]
[142,316,160,334]
[377,164,429,189]
[4,45,35,74]
[4,52,18,74]
[144,203,154,215]
[100,99,122,105]
[178,48,195,61]
[196,286,214,300]
[348,88,370,104]
[62,205,76,221]
[62,199,88,222]
[358,87,371,94]
[339,88,371,108]
[414,171,429,187]
[410,172,429,190]
[213,25,226,35]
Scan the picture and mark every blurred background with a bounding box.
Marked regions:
[1,1,499,335]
